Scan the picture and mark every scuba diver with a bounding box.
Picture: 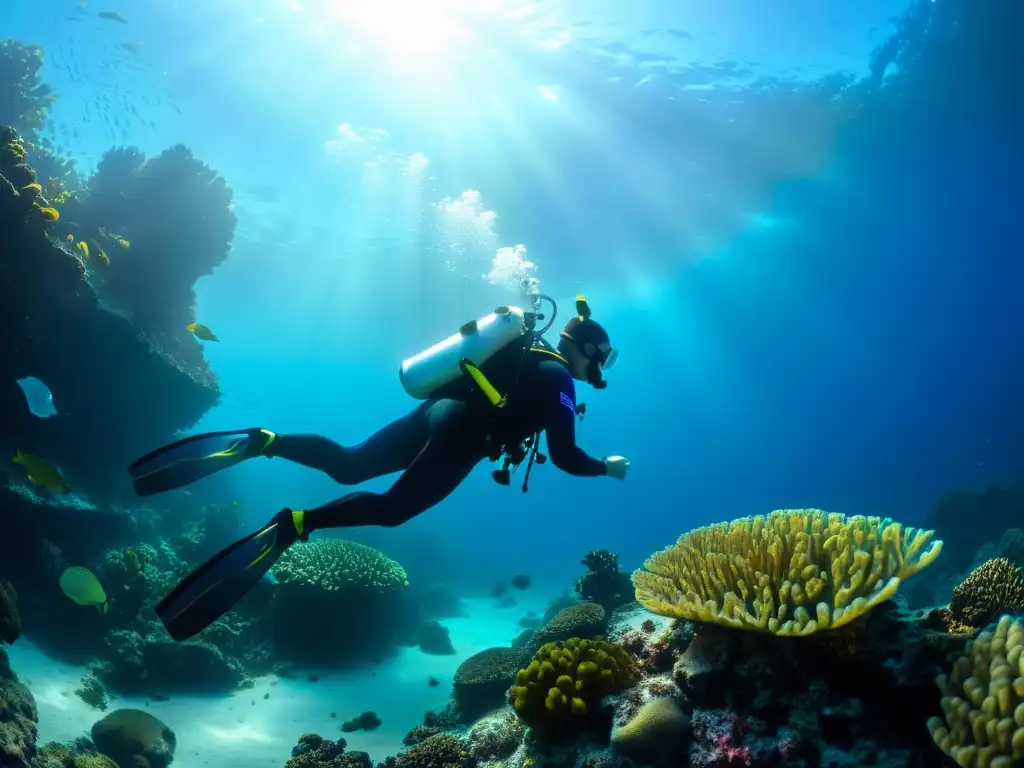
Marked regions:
[131,295,629,641]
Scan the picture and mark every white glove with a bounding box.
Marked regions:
[605,455,631,480]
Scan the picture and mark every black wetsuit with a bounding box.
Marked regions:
[264,357,607,529]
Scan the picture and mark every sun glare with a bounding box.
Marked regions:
[329,0,473,61]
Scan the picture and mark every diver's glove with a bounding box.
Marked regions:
[604,455,631,480]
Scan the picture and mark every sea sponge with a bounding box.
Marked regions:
[949,558,1024,628]
[633,508,942,637]
[273,539,408,593]
[927,614,1024,767]
[509,637,635,732]
[611,697,688,760]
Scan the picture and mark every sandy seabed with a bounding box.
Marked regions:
[7,596,547,767]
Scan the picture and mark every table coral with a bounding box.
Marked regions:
[928,614,1024,767]
[633,508,942,636]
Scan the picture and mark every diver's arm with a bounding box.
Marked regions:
[539,364,608,477]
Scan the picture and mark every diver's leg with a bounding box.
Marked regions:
[303,399,488,529]
[265,401,432,484]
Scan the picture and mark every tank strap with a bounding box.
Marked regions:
[529,346,569,365]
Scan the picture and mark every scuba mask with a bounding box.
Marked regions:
[560,295,618,389]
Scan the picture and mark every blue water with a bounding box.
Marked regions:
[4,0,1022,599]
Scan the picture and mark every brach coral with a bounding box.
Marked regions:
[633,508,942,636]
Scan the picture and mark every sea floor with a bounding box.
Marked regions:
[8,596,548,767]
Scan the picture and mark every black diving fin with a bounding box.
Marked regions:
[129,427,276,497]
[155,508,304,641]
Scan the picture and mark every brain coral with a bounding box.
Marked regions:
[633,509,942,636]
[950,558,1024,628]
[928,614,1024,767]
[273,540,408,592]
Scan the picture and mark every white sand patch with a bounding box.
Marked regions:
[7,596,547,767]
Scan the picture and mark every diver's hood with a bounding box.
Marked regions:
[560,296,618,388]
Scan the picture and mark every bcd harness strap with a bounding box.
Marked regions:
[459,344,585,494]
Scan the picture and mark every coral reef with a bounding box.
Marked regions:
[385,733,475,768]
[949,558,1024,628]
[928,614,1024,767]
[418,620,456,655]
[509,638,636,737]
[0,125,219,502]
[90,709,175,768]
[0,41,53,137]
[528,602,607,649]
[94,629,248,695]
[73,672,108,711]
[270,540,414,665]
[285,734,372,768]
[0,648,37,768]
[0,580,21,644]
[55,143,237,374]
[340,712,381,733]
[466,710,524,762]
[452,647,532,723]
[634,508,942,636]
[32,738,120,768]
[575,550,634,612]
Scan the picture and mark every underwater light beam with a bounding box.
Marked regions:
[327,0,473,63]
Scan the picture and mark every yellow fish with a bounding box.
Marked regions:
[98,249,111,266]
[59,567,108,613]
[66,234,74,242]
[117,238,130,249]
[12,449,69,494]
[36,206,59,221]
[76,241,90,259]
[186,322,219,342]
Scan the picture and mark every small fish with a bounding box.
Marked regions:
[98,11,127,23]
[12,449,69,494]
[187,323,219,342]
[16,376,58,418]
[66,234,74,242]
[117,238,130,249]
[97,249,110,267]
[36,206,60,222]
[76,241,90,259]
[59,567,108,613]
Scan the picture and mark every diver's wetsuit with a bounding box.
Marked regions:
[264,358,607,530]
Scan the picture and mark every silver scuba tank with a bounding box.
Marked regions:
[399,306,528,400]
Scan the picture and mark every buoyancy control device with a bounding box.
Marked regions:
[398,295,585,492]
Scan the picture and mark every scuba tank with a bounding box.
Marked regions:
[399,305,531,401]
[399,295,588,493]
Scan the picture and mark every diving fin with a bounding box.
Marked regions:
[129,427,277,497]
[156,508,305,642]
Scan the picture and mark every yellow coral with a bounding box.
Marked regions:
[632,508,942,636]
[927,615,1024,767]
[509,637,634,732]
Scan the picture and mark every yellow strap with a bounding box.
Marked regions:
[460,359,506,408]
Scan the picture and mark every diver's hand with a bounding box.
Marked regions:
[604,455,631,480]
